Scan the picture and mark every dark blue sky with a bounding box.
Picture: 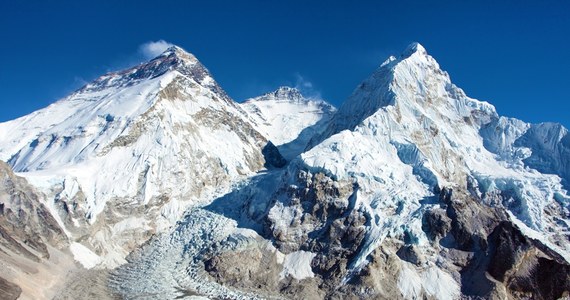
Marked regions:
[1,0,569,127]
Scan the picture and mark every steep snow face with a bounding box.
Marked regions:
[300,42,570,271]
[0,46,268,266]
[279,250,316,280]
[242,86,335,159]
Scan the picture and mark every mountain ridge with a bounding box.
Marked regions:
[0,45,275,272]
[241,86,335,160]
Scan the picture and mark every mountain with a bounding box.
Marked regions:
[111,43,570,300]
[0,43,569,299]
[241,86,335,159]
[0,45,280,278]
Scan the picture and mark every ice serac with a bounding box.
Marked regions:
[0,45,270,268]
[241,86,335,160]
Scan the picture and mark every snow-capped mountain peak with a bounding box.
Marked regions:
[401,41,427,58]
[312,42,496,145]
[1,40,569,300]
[253,86,306,102]
[301,42,570,272]
[161,45,195,57]
[0,44,271,266]
[77,44,230,102]
[242,86,335,159]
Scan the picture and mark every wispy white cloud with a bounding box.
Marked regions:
[138,40,174,59]
[73,76,88,86]
[294,73,321,99]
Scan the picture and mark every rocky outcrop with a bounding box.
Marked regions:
[463,221,570,300]
[204,239,282,294]
[422,188,570,300]
[0,161,73,299]
[0,161,68,259]
[0,277,21,300]
[196,171,570,300]
[262,141,287,168]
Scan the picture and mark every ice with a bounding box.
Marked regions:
[279,250,317,280]
[0,45,273,269]
[398,263,460,300]
[69,242,102,269]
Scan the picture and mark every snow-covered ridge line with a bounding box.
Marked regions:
[0,45,271,269]
[301,42,570,270]
[241,86,335,160]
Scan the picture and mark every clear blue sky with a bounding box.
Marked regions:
[1,0,569,127]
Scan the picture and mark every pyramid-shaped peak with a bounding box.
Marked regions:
[162,45,188,55]
[77,44,219,96]
[401,42,428,58]
[157,45,198,62]
[273,86,304,99]
[313,41,496,146]
[254,86,305,102]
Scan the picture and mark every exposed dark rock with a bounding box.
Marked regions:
[436,189,570,300]
[396,244,424,266]
[444,192,504,252]
[0,277,21,300]
[260,170,371,296]
[262,141,287,168]
[422,207,451,241]
[0,161,68,259]
[486,221,570,300]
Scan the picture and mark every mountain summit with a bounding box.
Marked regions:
[254,86,305,102]
[242,86,335,159]
[401,41,427,58]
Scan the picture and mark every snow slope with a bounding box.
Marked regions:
[241,86,335,159]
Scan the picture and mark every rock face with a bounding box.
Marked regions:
[0,277,21,300]
[0,161,73,299]
[0,161,67,260]
[262,141,287,168]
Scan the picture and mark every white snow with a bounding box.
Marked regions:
[69,242,102,269]
[279,250,317,280]
[241,86,335,159]
[298,42,570,275]
[398,262,460,300]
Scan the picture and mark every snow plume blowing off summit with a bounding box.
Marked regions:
[0,43,569,299]
[139,40,175,59]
